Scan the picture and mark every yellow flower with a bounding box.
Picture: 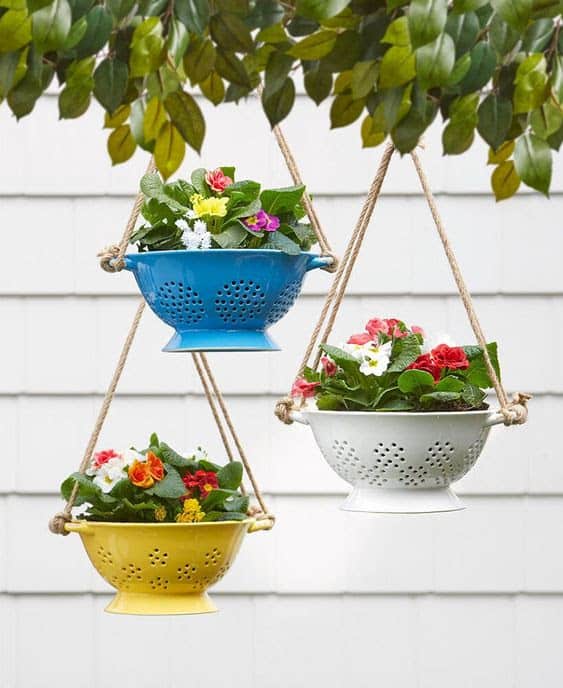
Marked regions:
[175,498,204,523]
[190,193,228,218]
[154,505,167,522]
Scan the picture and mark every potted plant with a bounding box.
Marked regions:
[120,167,332,351]
[61,433,271,615]
[289,317,506,514]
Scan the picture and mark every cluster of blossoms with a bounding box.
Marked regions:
[72,437,249,524]
[290,317,494,413]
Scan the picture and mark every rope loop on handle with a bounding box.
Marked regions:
[275,396,295,425]
[49,511,71,535]
[98,245,124,273]
[500,393,532,426]
[320,252,339,273]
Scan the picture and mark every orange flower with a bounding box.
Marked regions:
[146,451,164,481]
[128,460,154,488]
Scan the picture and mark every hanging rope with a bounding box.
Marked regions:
[275,144,530,427]
[192,353,274,526]
[49,300,146,534]
[98,157,157,273]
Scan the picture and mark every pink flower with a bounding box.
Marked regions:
[365,318,390,338]
[205,168,233,193]
[291,377,320,399]
[321,356,337,376]
[412,325,425,337]
[347,332,372,345]
[243,209,280,232]
[92,449,121,470]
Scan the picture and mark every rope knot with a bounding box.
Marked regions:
[500,392,532,426]
[321,252,339,273]
[98,245,125,273]
[275,396,295,425]
[49,511,71,536]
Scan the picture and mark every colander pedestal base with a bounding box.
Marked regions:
[341,486,465,514]
[162,328,280,352]
[105,591,218,616]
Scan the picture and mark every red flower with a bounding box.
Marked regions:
[347,332,372,345]
[431,344,469,371]
[407,353,442,382]
[182,469,219,499]
[291,377,320,399]
[146,451,164,481]
[205,168,233,193]
[321,356,337,376]
[365,318,390,338]
[92,449,120,470]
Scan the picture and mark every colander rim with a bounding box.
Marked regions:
[297,408,495,418]
[68,518,253,528]
[124,248,319,259]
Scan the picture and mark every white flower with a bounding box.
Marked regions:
[93,456,128,493]
[193,219,207,235]
[186,209,197,220]
[342,342,368,361]
[199,231,212,249]
[175,218,189,231]
[183,230,201,250]
[358,341,393,377]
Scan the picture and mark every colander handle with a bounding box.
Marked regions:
[484,412,506,427]
[121,256,134,271]
[247,518,275,533]
[306,255,334,272]
[289,410,309,425]
[64,521,94,535]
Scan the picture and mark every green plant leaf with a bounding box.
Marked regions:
[215,48,251,87]
[200,71,225,105]
[459,42,496,93]
[445,11,479,57]
[463,342,501,387]
[217,461,243,490]
[107,124,136,164]
[164,89,205,153]
[265,230,301,254]
[530,100,563,139]
[296,0,351,21]
[214,224,248,248]
[0,9,31,52]
[262,76,295,126]
[477,94,512,150]
[388,334,421,372]
[93,58,128,114]
[129,17,164,78]
[183,37,215,85]
[330,92,364,127]
[397,369,436,395]
[419,390,462,406]
[107,0,136,19]
[175,0,209,34]
[320,344,361,375]
[489,13,521,54]
[436,376,465,392]
[260,185,305,214]
[488,139,514,163]
[32,0,71,52]
[491,0,532,31]
[361,114,386,147]
[351,60,378,99]
[154,121,185,179]
[379,46,415,88]
[146,465,186,498]
[513,53,548,114]
[74,6,112,59]
[59,83,91,118]
[415,32,455,88]
[167,17,189,67]
[382,17,410,47]
[491,160,521,200]
[288,29,337,59]
[461,382,487,407]
[210,11,253,52]
[408,0,447,49]
[264,50,294,98]
[522,18,553,51]
[304,66,332,104]
[514,131,552,195]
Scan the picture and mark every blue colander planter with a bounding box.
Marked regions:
[122,249,332,352]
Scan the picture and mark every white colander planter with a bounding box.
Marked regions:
[291,409,505,514]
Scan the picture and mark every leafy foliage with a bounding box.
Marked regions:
[60,434,248,523]
[2,0,562,196]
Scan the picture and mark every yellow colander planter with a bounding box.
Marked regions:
[66,519,270,615]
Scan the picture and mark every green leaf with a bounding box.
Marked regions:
[530,101,563,139]
[214,224,248,248]
[477,94,512,150]
[388,334,421,372]
[146,465,186,498]
[320,344,361,375]
[74,6,112,59]
[246,0,284,29]
[459,42,496,93]
[215,48,251,87]
[513,53,548,114]
[452,0,488,10]
[129,17,164,78]
[330,92,364,127]
[107,0,136,19]
[489,13,521,54]
[491,160,521,200]
[0,50,26,97]
[491,0,532,31]
[0,9,31,52]
[154,121,185,179]
[463,342,501,387]
[514,132,552,195]
[32,0,71,52]
[408,0,447,49]
[304,66,332,104]
[288,30,337,59]
[217,461,243,490]
[183,37,215,85]
[59,83,91,118]
[461,383,487,407]
[7,70,42,117]
[522,18,553,51]
[262,76,295,126]
[167,18,189,67]
[397,369,436,395]
[143,95,167,141]
[265,230,301,254]
[210,11,253,52]
[488,139,514,163]
[200,71,225,105]
[61,472,116,507]
[93,58,128,114]
[382,17,410,47]
[107,124,136,164]
[223,494,250,513]
[419,391,461,406]
[264,50,294,98]
[379,46,415,89]
[445,11,479,57]
[164,89,205,153]
[351,60,378,99]
[321,30,361,72]
[551,55,563,103]
[158,442,196,469]
[63,15,87,49]
[175,0,209,35]
[361,114,386,147]
[296,0,351,21]
[260,185,305,214]
[436,376,466,392]
[415,32,455,88]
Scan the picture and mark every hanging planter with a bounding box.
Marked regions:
[55,430,274,615]
[290,408,504,514]
[124,249,330,351]
[110,166,333,352]
[66,519,267,615]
